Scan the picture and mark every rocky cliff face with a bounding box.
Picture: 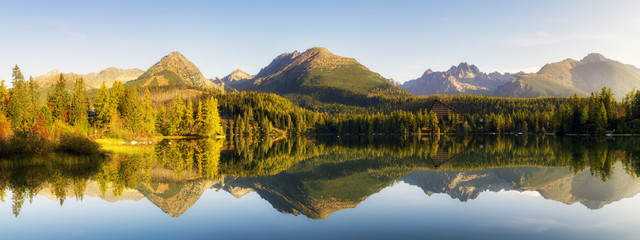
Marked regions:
[401,63,514,95]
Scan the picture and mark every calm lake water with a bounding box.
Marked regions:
[2,136,640,239]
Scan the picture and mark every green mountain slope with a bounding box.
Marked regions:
[230,47,409,105]
[536,53,640,99]
[494,74,588,98]
[125,51,223,91]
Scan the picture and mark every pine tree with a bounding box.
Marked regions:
[200,97,223,137]
[181,99,194,135]
[26,76,40,126]
[166,96,185,136]
[70,77,89,132]
[93,81,111,129]
[7,65,28,130]
[122,89,142,133]
[595,102,608,134]
[0,80,9,113]
[141,88,155,134]
[110,81,125,117]
[194,101,204,135]
[47,74,70,121]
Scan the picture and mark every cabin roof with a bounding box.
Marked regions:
[429,100,463,119]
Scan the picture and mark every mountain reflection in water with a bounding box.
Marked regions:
[1,136,640,219]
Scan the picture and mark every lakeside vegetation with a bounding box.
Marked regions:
[2,64,640,157]
[0,66,225,156]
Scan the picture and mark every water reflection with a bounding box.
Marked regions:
[1,136,640,219]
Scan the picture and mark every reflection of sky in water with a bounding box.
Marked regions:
[2,181,640,240]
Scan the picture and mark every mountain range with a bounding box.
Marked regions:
[400,63,515,95]
[400,53,640,99]
[28,48,640,101]
[33,67,143,90]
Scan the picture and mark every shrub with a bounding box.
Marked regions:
[57,134,100,155]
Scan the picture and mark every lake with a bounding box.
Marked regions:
[1,136,640,239]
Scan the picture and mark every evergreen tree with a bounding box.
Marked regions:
[26,76,40,126]
[194,101,204,135]
[70,77,89,132]
[110,81,125,117]
[93,81,111,129]
[181,99,194,135]
[122,89,142,133]
[141,88,155,134]
[200,97,223,137]
[595,102,608,134]
[47,74,70,121]
[7,65,28,130]
[166,96,185,136]
[0,80,9,113]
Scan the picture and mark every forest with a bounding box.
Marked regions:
[2,65,640,156]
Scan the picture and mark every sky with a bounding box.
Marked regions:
[1,0,640,84]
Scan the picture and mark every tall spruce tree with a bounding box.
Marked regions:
[48,74,70,121]
[0,80,9,113]
[194,101,204,135]
[7,65,28,130]
[70,77,89,131]
[200,97,223,137]
[122,88,142,133]
[141,88,155,134]
[93,81,111,129]
[182,99,194,135]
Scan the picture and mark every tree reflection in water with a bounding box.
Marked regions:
[1,136,640,218]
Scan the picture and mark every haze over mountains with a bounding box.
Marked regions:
[33,67,143,90]
[28,48,640,100]
[400,62,515,95]
[400,53,640,99]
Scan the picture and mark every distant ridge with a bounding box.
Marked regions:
[401,63,514,95]
[33,67,143,89]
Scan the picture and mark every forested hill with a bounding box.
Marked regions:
[226,47,409,107]
[124,52,224,91]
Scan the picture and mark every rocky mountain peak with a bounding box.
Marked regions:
[581,53,608,63]
[222,68,253,82]
[304,47,331,56]
[127,52,222,90]
[447,62,482,79]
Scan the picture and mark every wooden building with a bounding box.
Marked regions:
[429,100,463,121]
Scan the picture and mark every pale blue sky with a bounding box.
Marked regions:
[1,0,639,83]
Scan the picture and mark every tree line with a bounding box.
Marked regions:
[0,66,225,155]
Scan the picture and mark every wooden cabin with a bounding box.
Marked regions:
[429,100,463,121]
